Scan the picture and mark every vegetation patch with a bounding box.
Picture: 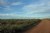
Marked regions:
[0,19,41,33]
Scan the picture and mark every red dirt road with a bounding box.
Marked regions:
[24,19,50,33]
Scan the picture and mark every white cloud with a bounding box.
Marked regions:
[22,1,50,15]
[0,14,17,19]
[0,0,23,6]
[3,6,12,11]
[0,13,30,19]
[0,0,8,6]
[11,2,23,5]
[0,0,50,19]
[0,0,5,5]
[0,7,2,8]
[0,14,17,16]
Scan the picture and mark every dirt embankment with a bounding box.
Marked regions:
[24,19,50,33]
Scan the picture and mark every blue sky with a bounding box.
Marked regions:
[0,0,50,19]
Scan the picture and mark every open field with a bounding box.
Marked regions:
[0,19,41,33]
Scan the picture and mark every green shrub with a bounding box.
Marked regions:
[0,19,41,33]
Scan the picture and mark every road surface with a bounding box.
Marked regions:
[24,19,50,33]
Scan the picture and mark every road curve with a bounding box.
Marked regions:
[24,19,50,33]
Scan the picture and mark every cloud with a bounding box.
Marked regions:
[11,2,23,5]
[0,0,50,19]
[0,0,5,5]
[0,0,7,6]
[3,6,12,11]
[0,7,2,8]
[0,0,23,12]
[22,0,50,15]
[0,14,16,16]
[0,13,31,19]
[0,14,17,19]
[0,0,23,6]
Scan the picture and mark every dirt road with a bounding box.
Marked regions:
[24,19,50,33]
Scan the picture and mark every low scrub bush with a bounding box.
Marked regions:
[0,19,41,33]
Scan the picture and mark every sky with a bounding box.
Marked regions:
[0,0,50,19]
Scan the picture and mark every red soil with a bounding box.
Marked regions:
[24,19,50,33]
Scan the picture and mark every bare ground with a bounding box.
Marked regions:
[24,19,50,33]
